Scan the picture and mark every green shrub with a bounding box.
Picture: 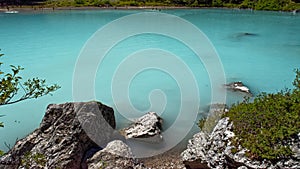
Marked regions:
[75,0,85,4]
[190,0,199,7]
[225,69,300,160]
[212,0,224,7]
[239,0,255,9]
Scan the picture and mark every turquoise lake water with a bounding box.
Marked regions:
[0,9,299,153]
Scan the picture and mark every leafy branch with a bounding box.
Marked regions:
[0,52,60,107]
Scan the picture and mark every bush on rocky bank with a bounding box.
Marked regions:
[225,69,300,160]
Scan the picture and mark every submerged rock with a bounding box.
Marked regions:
[234,32,258,40]
[87,140,145,169]
[0,101,116,169]
[181,117,300,169]
[240,32,257,36]
[225,81,251,94]
[121,112,163,143]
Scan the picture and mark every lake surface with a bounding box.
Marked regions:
[0,9,299,154]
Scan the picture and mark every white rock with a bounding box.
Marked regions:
[225,81,251,94]
[121,112,163,143]
[102,140,133,158]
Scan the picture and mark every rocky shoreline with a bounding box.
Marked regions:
[0,101,184,169]
[182,117,300,169]
[0,101,299,169]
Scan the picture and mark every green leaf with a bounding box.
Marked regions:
[0,150,4,156]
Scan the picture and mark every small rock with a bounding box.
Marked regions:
[121,112,163,143]
[225,81,251,94]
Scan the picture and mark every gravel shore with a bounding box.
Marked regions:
[140,149,186,169]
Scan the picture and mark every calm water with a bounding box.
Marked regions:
[0,9,299,152]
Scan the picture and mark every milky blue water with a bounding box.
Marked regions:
[0,9,299,152]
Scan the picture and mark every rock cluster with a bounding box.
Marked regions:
[0,101,116,169]
[3,100,298,169]
[121,112,163,143]
[181,117,300,169]
[0,102,164,169]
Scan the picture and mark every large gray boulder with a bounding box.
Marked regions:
[87,140,145,169]
[181,117,300,169]
[0,101,116,169]
[121,112,163,143]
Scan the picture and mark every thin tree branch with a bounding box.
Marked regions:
[19,82,27,93]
